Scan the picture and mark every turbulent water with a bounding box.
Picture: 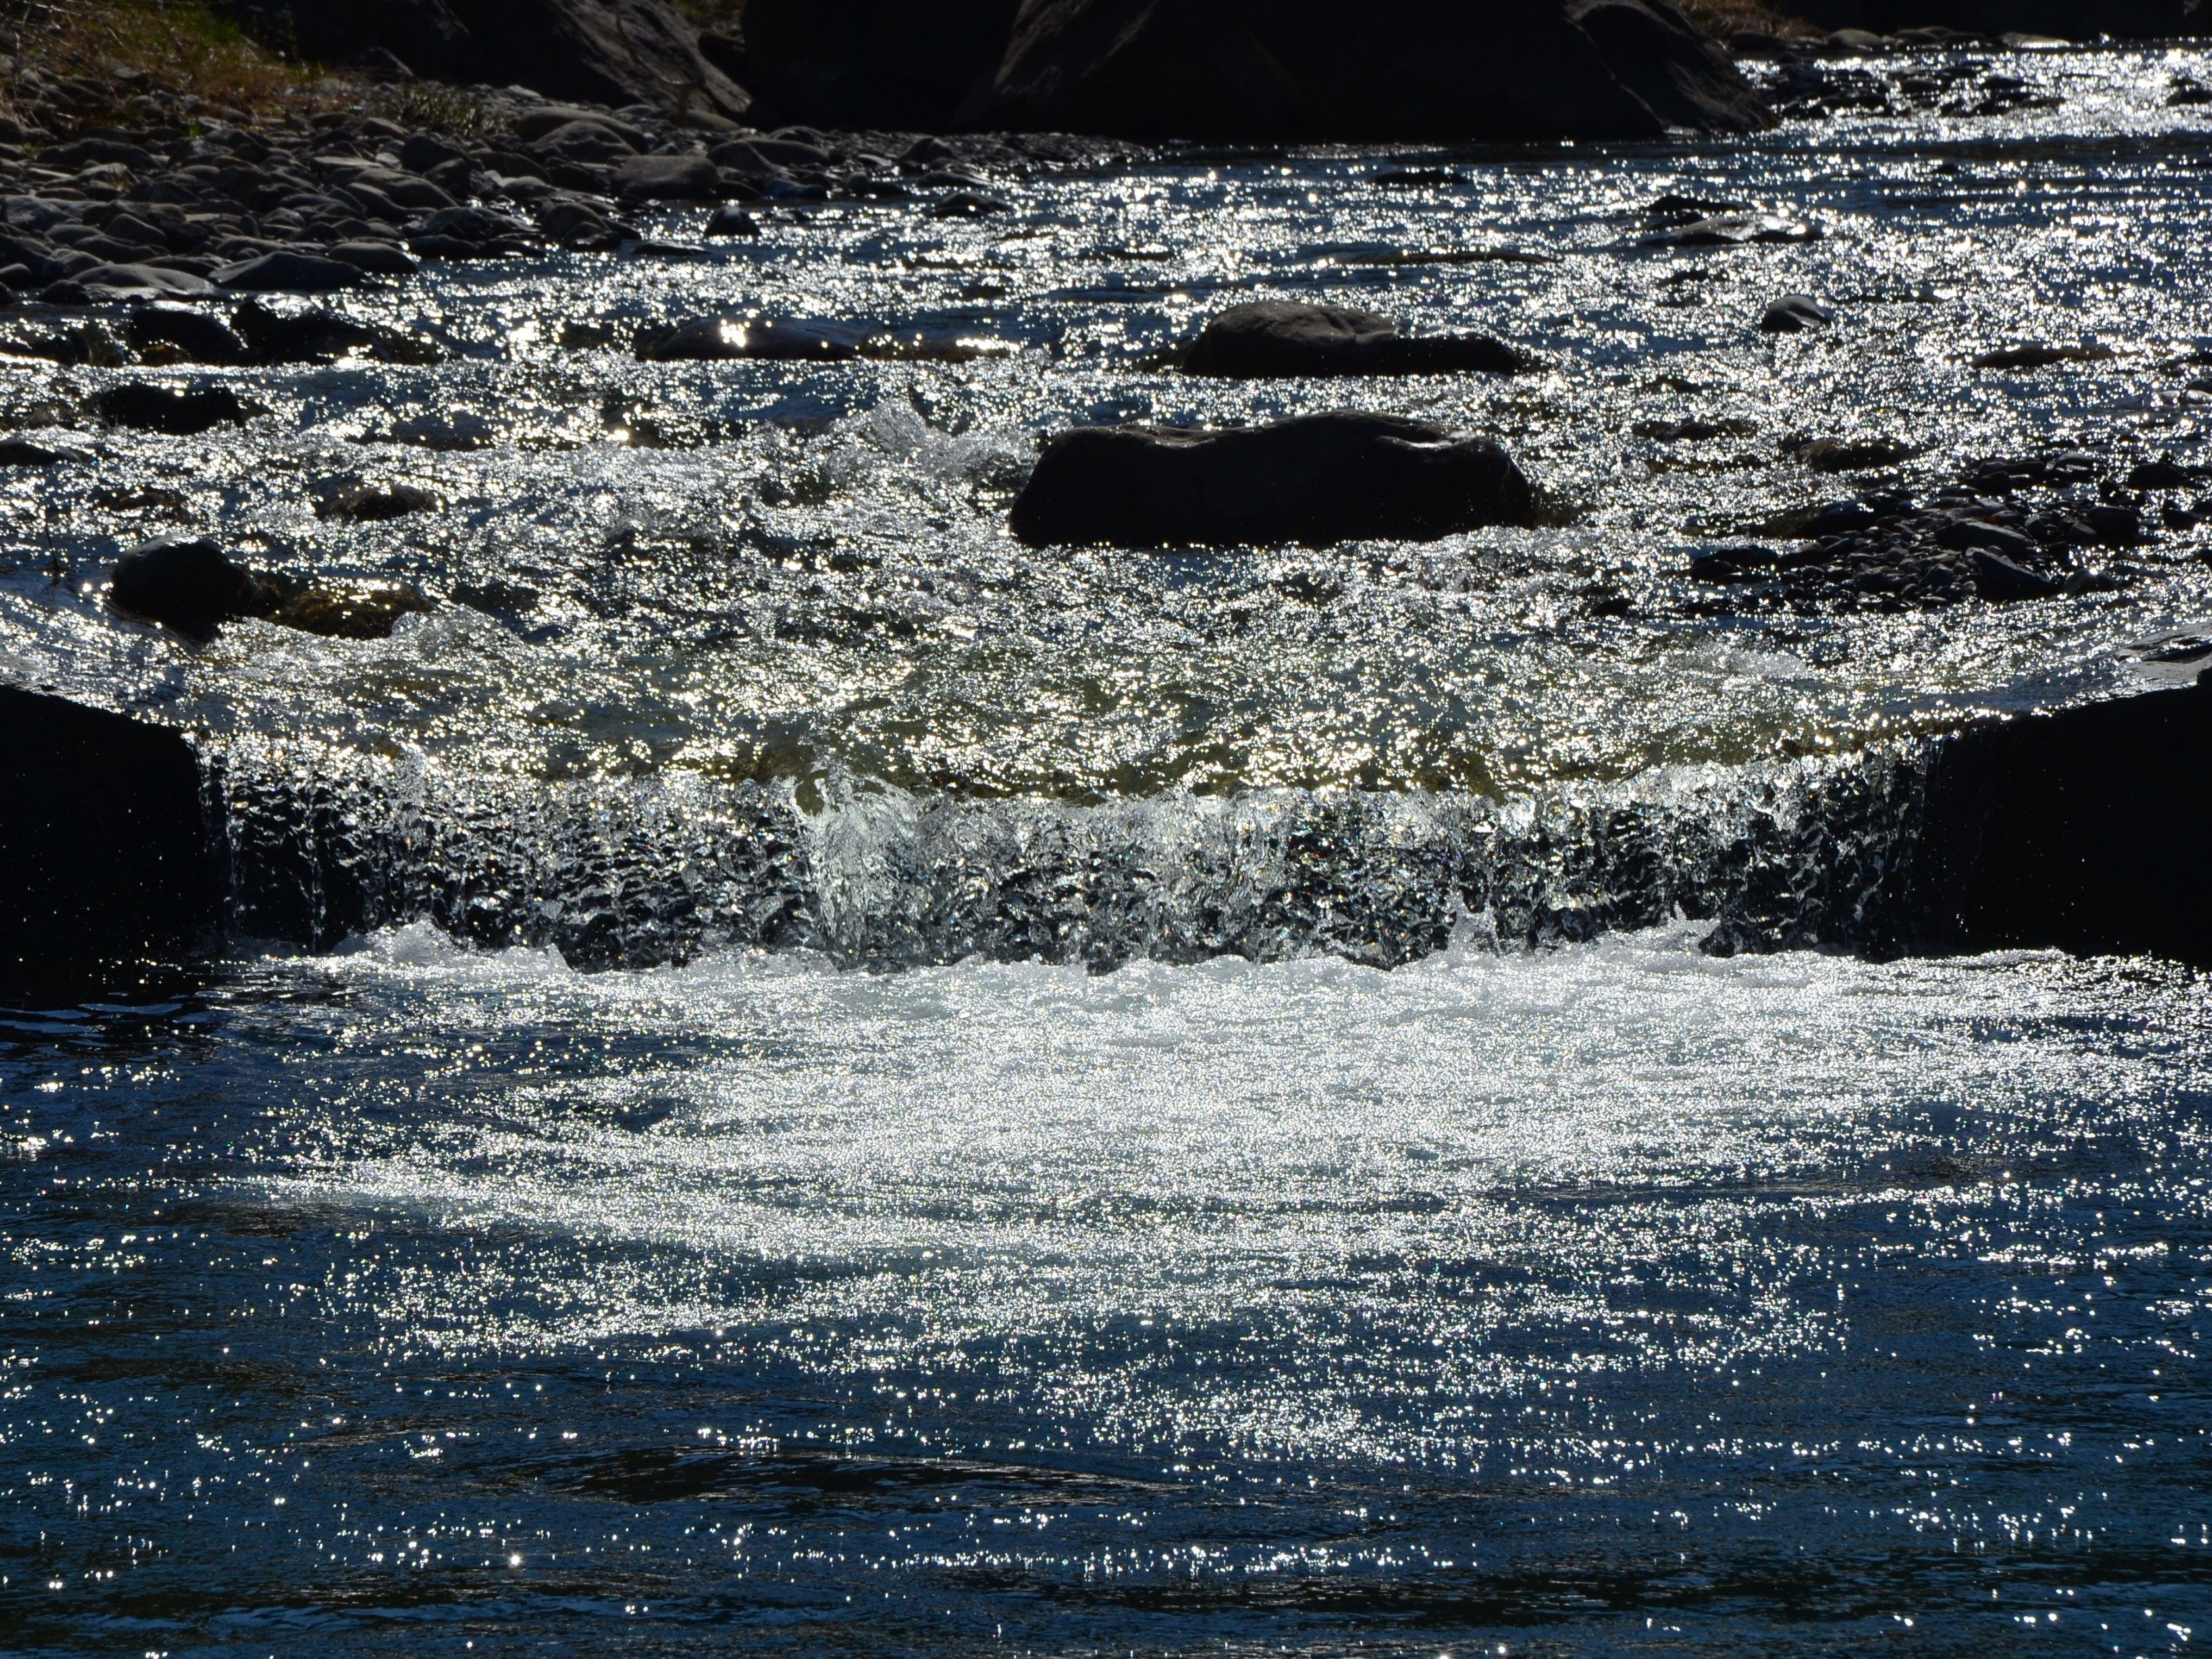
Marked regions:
[5,40,2212,1655]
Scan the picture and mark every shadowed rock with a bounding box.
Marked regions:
[0,686,225,1003]
[741,0,1024,128]
[125,303,253,365]
[1010,412,1534,548]
[741,0,1768,138]
[327,240,422,276]
[1904,683,2212,967]
[1184,302,1528,378]
[989,0,1770,140]
[615,153,721,201]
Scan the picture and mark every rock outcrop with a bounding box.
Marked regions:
[230,0,752,122]
[737,0,1768,138]
[1184,302,1528,377]
[1010,412,1534,548]
[989,0,1770,140]
[738,0,1024,129]
[0,686,224,1003]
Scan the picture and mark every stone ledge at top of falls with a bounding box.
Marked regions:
[739,0,1772,141]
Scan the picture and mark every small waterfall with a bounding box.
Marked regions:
[200,735,1936,972]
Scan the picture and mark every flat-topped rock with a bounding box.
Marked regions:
[1011,412,1535,548]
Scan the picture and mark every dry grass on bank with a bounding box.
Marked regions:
[1,0,323,122]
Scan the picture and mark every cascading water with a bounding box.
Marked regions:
[201,730,1933,970]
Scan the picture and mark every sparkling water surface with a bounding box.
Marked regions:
[4,41,2212,1656]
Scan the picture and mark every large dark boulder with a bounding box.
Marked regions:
[1789,0,2200,35]
[0,687,224,1003]
[1009,412,1534,548]
[230,0,751,121]
[1904,683,2212,966]
[989,0,1769,140]
[1184,302,1527,378]
[741,0,1022,128]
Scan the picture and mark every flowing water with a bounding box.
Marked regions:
[5,41,2212,1655]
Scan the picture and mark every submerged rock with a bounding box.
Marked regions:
[1184,302,1527,378]
[1645,211,1818,248]
[1972,342,2116,370]
[1694,452,2145,614]
[1792,435,1914,472]
[109,536,273,639]
[94,383,254,435]
[639,315,863,361]
[316,481,442,521]
[1009,411,1534,547]
[0,685,225,1002]
[267,579,433,639]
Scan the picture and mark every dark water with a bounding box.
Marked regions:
[5,41,2212,1656]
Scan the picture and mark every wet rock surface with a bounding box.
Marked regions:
[1011,413,1535,547]
[1692,450,2159,613]
[108,535,273,639]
